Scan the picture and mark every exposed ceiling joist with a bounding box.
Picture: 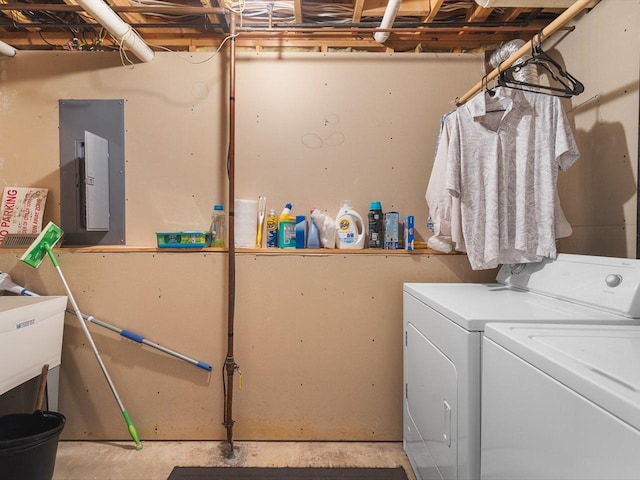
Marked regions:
[352,0,365,23]
[0,0,595,54]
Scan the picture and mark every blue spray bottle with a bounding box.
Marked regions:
[307,209,321,249]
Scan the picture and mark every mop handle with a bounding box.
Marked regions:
[89,317,213,371]
[9,276,212,371]
[45,245,143,451]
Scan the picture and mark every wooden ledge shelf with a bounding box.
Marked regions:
[231,248,460,255]
[0,246,461,255]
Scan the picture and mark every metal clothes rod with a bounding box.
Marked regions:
[454,0,594,107]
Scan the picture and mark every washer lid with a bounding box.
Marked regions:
[485,323,640,431]
[403,283,631,331]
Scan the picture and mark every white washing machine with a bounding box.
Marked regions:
[481,323,640,479]
[403,254,640,480]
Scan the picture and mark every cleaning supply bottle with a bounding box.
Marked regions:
[210,204,225,247]
[295,216,307,249]
[368,201,383,249]
[278,203,296,249]
[310,208,336,249]
[335,200,366,249]
[266,208,278,248]
[307,209,320,249]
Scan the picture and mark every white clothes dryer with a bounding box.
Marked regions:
[403,254,640,480]
[481,323,640,479]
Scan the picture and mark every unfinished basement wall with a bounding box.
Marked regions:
[0,0,637,440]
[553,0,640,258]
[0,50,496,441]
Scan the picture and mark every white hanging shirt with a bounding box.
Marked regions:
[426,110,466,252]
[445,87,579,270]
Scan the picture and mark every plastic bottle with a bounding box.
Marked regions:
[295,216,307,249]
[210,204,225,248]
[368,201,383,249]
[278,203,296,249]
[335,200,366,249]
[266,208,278,248]
[307,209,321,249]
[310,208,336,249]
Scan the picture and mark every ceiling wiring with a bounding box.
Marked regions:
[0,0,584,54]
[146,32,238,64]
[239,1,295,21]
[130,0,201,21]
[225,0,247,15]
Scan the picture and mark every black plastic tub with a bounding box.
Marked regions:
[0,411,66,480]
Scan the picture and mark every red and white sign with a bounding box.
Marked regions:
[0,187,48,244]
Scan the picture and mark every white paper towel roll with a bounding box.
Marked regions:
[234,199,258,248]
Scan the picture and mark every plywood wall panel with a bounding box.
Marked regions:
[554,0,640,257]
[0,51,230,245]
[231,253,493,440]
[0,0,637,441]
[234,53,479,241]
[0,252,227,439]
[0,49,489,441]
[0,251,493,440]
[0,51,479,246]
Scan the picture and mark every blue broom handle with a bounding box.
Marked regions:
[87,315,213,371]
[10,281,212,371]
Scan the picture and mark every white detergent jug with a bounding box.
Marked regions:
[335,201,366,249]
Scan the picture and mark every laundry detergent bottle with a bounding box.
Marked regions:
[335,200,366,249]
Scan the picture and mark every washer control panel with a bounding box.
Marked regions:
[497,254,640,318]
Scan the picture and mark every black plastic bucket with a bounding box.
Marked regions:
[0,411,66,480]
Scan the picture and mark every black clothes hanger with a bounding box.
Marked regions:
[482,74,496,97]
[482,70,507,114]
[498,32,585,98]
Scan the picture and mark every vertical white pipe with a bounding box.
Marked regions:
[0,40,17,58]
[374,0,403,44]
[76,0,154,62]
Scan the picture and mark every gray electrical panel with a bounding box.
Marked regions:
[59,100,125,245]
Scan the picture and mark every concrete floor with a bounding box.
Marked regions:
[52,441,417,480]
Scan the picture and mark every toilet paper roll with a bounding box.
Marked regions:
[234,199,258,248]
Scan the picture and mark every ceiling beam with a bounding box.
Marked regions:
[362,0,432,17]
[500,7,526,22]
[424,0,444,23]
[467,5,494,23]
[106,0,146,25]
[203,0,229,31]
[0,20,560,35]
[293,0,303,23]
[457,4,494,38]
[62,0,95,24]
[0,0,39,32]
[0,3,225,14]
[0,2,576,54]
[0,26,544,51]
[352,0,365,23]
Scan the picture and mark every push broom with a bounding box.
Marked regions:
[20,221,143,451]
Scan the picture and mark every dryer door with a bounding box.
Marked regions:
[406,322,457,480]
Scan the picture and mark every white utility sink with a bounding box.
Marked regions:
[0,295,67,410]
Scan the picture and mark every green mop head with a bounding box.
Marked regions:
[20,221,63,268]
